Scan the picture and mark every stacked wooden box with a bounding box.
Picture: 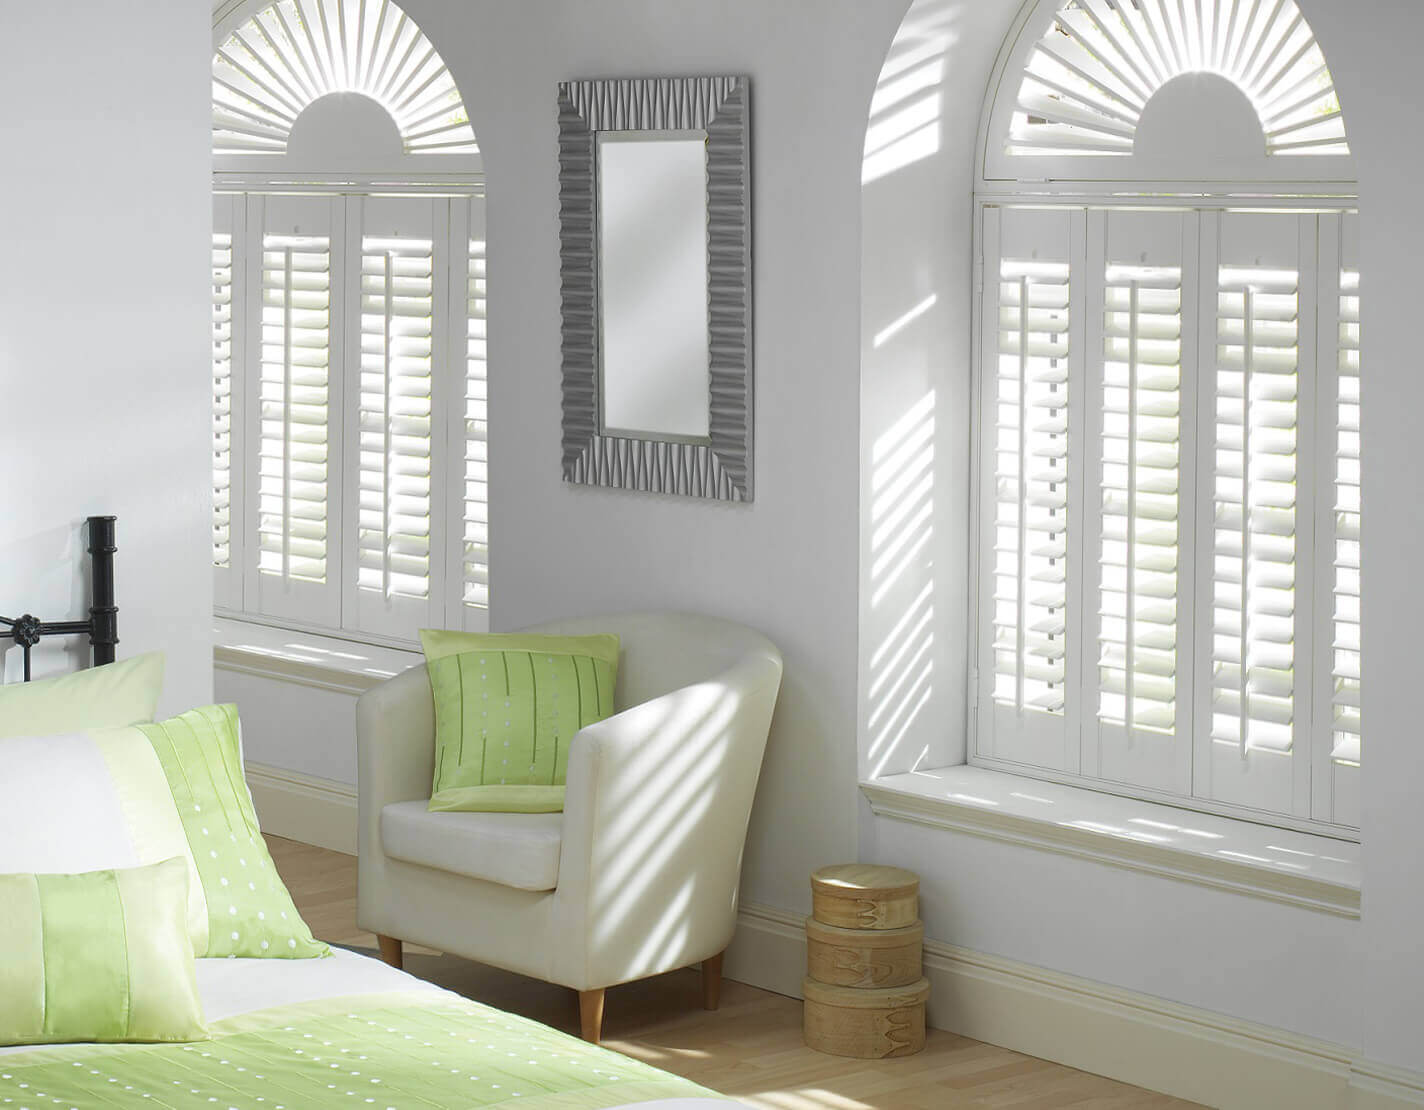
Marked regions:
[802,864,929,1058]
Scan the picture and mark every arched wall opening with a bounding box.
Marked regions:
[859,0,1424,1083]
[208,0,490,690]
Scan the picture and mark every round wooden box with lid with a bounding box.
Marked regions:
[802,977,930,1058]
[810,864,919,931]
[805,917,923,989]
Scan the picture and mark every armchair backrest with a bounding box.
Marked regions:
[357,612,781,794]
[521,611,780,711]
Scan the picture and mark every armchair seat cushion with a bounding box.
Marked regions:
[379,802,563,892]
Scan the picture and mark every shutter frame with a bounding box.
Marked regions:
[245,192,345,630]
[976,205,1083,773]
[342,194,445,640]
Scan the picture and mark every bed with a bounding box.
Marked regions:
[0,517,744,1109]
[0,950,739,1108]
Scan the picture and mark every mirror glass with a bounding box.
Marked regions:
[596,130,711,442]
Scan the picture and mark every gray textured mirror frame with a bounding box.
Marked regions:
[558,75,753,501]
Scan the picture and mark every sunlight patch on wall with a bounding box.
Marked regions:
[867,392,936,778]
[862,6,957,184]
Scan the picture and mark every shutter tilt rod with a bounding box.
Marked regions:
[1126,280,1139,742]
[382,249,395,599]
[1016,274,1029,712]
[282,246,294,580]
[0,516,118,681]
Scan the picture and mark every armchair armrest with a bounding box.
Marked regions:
[550,649,783,989]
[356,663,436,935]
[356,663,436,815]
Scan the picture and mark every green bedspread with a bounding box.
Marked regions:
[0,991,720,1109]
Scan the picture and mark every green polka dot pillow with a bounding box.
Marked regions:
[133,704,329,959]
[419,630,620,813]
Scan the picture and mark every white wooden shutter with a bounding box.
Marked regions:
[1311,212,1361,827]
[1332,267,1361,764]
[439,195,489,633]
[977,206,1082,772]
[1081,209,1196,794]
[212,194,246,613]
[1196,212,1315,817]
[247,194,343,628]
[344,196,443,639]
[462,230,489,613]
[213,229,234,570]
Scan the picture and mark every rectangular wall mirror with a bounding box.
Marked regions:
[597,130,711,443]
[558,76,753,500]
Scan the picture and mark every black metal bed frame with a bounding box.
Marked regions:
[0,515,118,681]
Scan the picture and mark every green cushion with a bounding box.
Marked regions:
[0,652,164,738]
[0,856,207,1046]
[129,704,329,960]
[419,630,619,812]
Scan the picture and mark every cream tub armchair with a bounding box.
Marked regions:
[356,612,783,1042]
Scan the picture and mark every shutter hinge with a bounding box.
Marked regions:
[974,255,985,297]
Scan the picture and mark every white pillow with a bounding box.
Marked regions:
[0,730,207,955]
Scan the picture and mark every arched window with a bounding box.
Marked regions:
[210,0,488,644]
[971,0,1359,831]
[1004,0,1347,159]
[212,0,476,155]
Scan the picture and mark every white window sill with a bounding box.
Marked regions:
[213,616,421,696]
[861,766,1361,918]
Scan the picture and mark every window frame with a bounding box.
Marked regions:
[968,192,1360,840]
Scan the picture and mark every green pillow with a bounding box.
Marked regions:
[0,652,164,738]
[420,630,619,813]
[129,704,329,959]
[0,856,207,1046]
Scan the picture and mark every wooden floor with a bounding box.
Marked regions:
[266,835,1200,1109]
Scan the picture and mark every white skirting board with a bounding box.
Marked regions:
[246,761,359,856]
[726,902,1423,1110]
[247,770,1423,1109]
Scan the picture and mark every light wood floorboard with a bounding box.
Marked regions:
[265,834,1201,1110]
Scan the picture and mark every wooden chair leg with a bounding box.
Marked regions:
[578,988,605,1044]
[377,934,403,970]
[702,951,725,1011]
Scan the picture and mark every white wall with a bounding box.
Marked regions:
[207,0,1424,1075]
[861,0,1424,1075]
[0,1,213,715]
[396,0,911,910]
[1305,0,1424,1077]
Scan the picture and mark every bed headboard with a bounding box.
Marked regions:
[1,515,118,681]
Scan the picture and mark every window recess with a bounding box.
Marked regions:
[974,203,1359,834]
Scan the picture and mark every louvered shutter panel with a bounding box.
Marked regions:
[249,195,343,628]
[213,230,234,570]
[1098,264,1183,734]
[1331,267,1361,766]
[978,206,1079,771]
[1082,209,1195,794]
[357,236,434,594]
[261,237,332,581]
[358,238,433,583]
[1312,212,1361,827]
[463,231,489,612]
[343,196,448,640]
[212,195,245,612]
[1198,213,1314,817]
